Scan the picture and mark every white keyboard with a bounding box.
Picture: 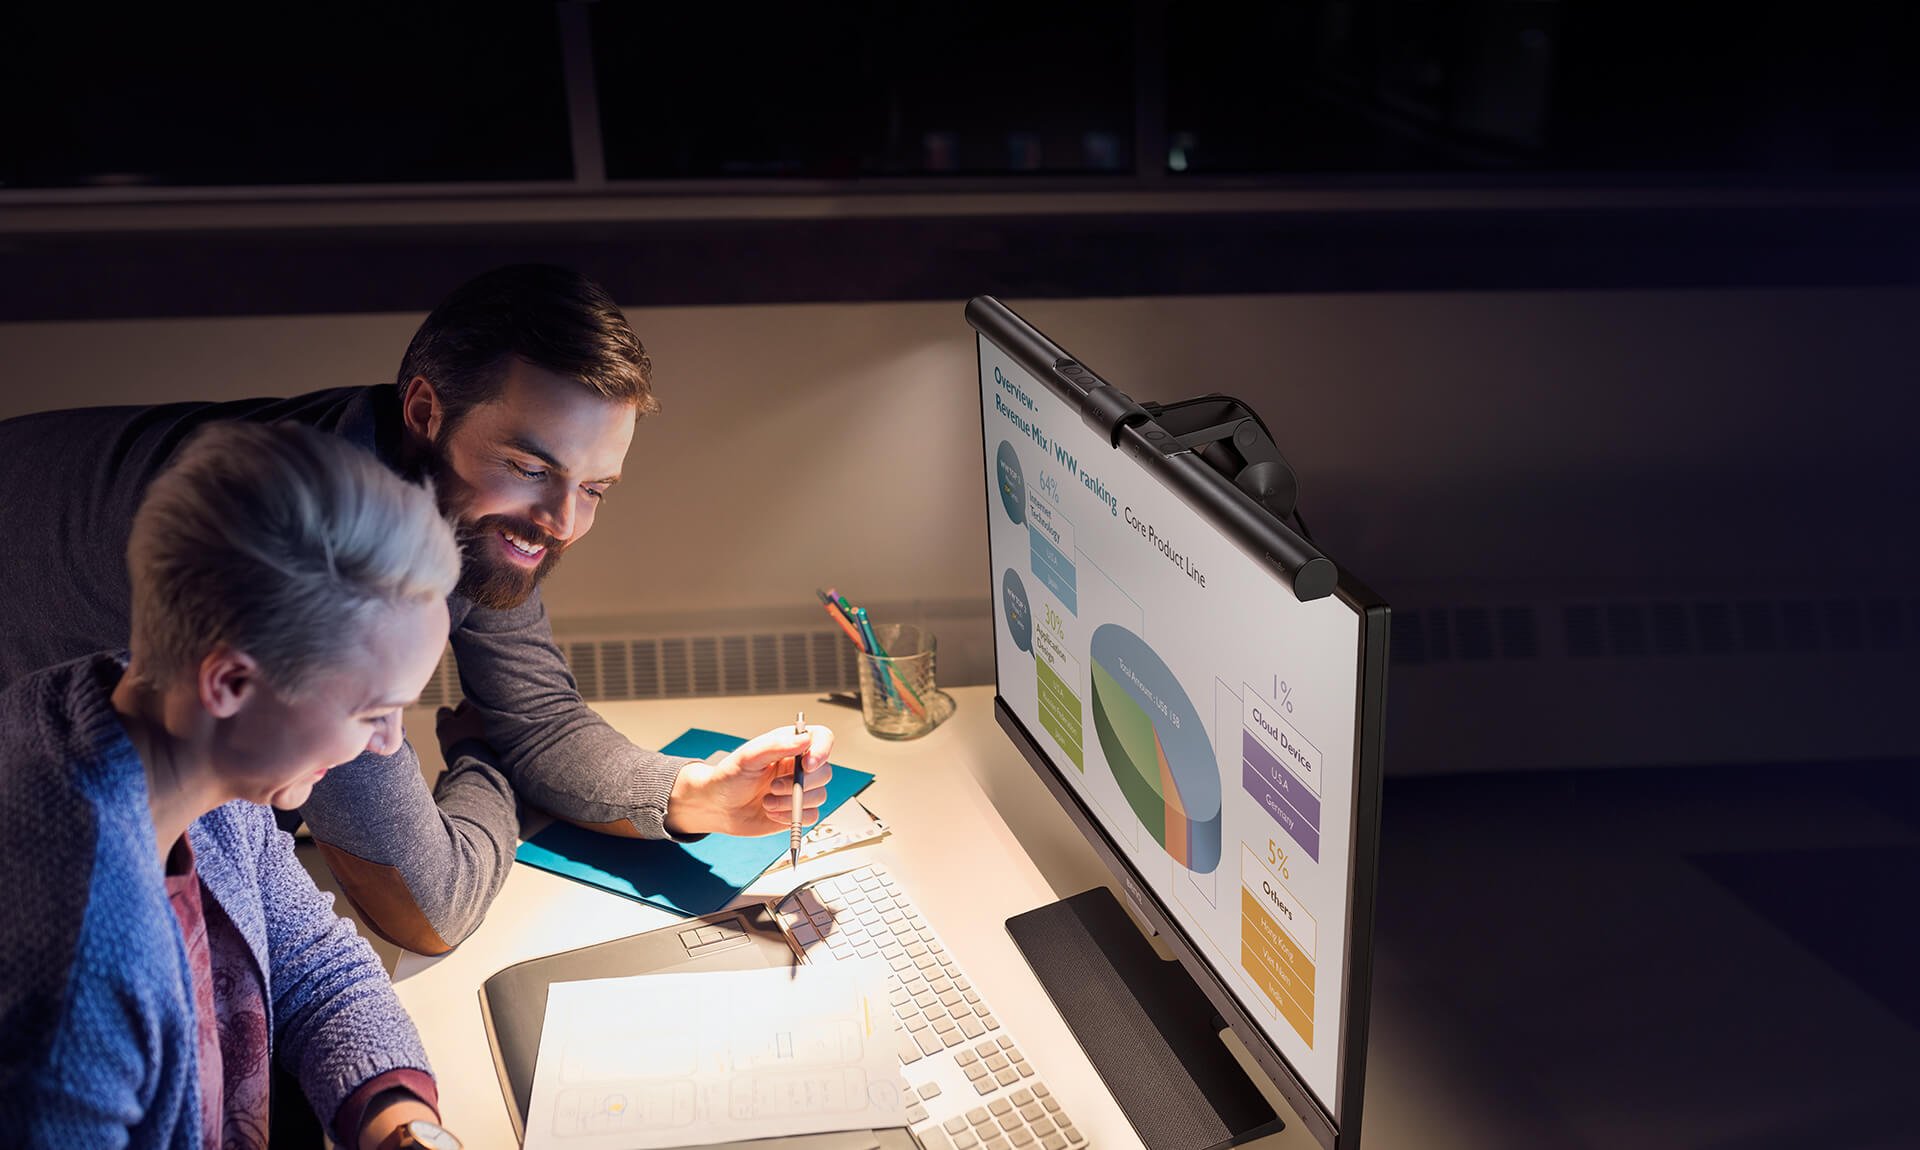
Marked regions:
[779,864,1092,1150]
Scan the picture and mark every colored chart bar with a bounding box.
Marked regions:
[1242,730,1322,825]
[1036,652,1084,771]
[1026,494,1077,614]
[1242,733,1322,861]
[1239,845,1317,1048]
[1240,888,1316,1048]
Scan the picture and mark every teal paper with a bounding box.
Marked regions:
[513,728,874,917]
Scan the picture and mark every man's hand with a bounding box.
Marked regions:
[664,723,835,837]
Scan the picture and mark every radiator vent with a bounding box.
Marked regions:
[422,628,864,708]
[1392,595,1919,665]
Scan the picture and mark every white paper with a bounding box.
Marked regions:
[766,802,891,872]
[522,961,906,1150]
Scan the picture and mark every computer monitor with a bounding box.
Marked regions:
[968,297,1388,1150]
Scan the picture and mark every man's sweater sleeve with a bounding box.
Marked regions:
[450,589,696,838]
[296,737,519,953]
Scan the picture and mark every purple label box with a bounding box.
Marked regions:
[1243,731,1321,827]
[1242,759,1321,862]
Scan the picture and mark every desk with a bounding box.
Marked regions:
[388,686,1234,1150]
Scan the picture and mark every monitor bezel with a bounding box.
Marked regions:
[969,297,1389,1150]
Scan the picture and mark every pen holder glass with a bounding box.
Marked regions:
[857,622,939,740]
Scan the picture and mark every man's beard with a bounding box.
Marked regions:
[454,513,564,610]
[420,443,565,610]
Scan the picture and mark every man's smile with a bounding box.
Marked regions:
[499,528,547,564]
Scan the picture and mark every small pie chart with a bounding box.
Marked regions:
[1089,624,1221,873]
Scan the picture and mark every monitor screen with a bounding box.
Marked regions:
[971,299,1386,1149]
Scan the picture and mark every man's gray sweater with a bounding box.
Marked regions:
[0,386,696,951]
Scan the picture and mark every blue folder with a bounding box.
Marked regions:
[513,728,875,917]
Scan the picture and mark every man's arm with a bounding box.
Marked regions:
[450,589,695,837]
[452,589,838,839]
[297,736,519,953]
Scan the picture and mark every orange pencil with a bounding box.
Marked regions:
[822,600,868,649]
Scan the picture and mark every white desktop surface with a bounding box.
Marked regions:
[385,686,1268,1150]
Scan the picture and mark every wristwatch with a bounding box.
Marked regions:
[376,1118,462,1150]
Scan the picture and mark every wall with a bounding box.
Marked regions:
[5,287,1914,770]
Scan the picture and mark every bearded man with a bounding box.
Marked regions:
[0,264,833,956]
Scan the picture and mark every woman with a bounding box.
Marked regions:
[0,422,464,1149]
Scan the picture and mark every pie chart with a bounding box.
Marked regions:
[1088,624,1221,873]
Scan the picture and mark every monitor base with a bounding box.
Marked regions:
[1007,888,1286,1150]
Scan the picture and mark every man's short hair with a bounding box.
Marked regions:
[395,263,659,431]
[127,422,461,696]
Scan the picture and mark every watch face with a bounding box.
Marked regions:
[408,1119,463,1150]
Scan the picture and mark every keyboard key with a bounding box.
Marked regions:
[1010,1131,1036,1148]
[985,1054,1010,1071]
[954,1134,979,1150]
[976,1041,999,1057]
[791,923,820,946]
[922,1131,957,1150]
[1060,1125,1084,1147]
[1030,1117,1055,1137]
[998,1114,1022,1133]
[956,1049,979,1067]
[959,1017,985,1038]
[984,1137,1009,1150]
[907,1105,930,1124]
[965,1064,990,1083]
[921,1082,943,1099]
[1011,1088,1035,1106]
[989,1099,1014,1117]
[915,1030,945,1055]
[944,1118,969,1135]
[998,1036,1017,1050]
[943,1029,967,1047]
[1031,1084,1050,1098]
[1041,1135,1066,1150]
[982,1014,1001,1031]
[995,1069,1020,1087]
[1042,1098,1060,1113]
[973,1077,996,1096]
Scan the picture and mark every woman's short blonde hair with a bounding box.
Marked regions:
[127,422,460,696]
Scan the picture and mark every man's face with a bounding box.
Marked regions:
[425,359,638,610]
[216,596,449,810]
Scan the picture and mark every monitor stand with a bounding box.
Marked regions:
[1006,888,1286,1150]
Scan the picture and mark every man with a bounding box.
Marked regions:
[0,264,833,955]
[0,423,463,1148]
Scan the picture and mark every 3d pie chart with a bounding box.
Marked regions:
[1089,624,1221,873]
